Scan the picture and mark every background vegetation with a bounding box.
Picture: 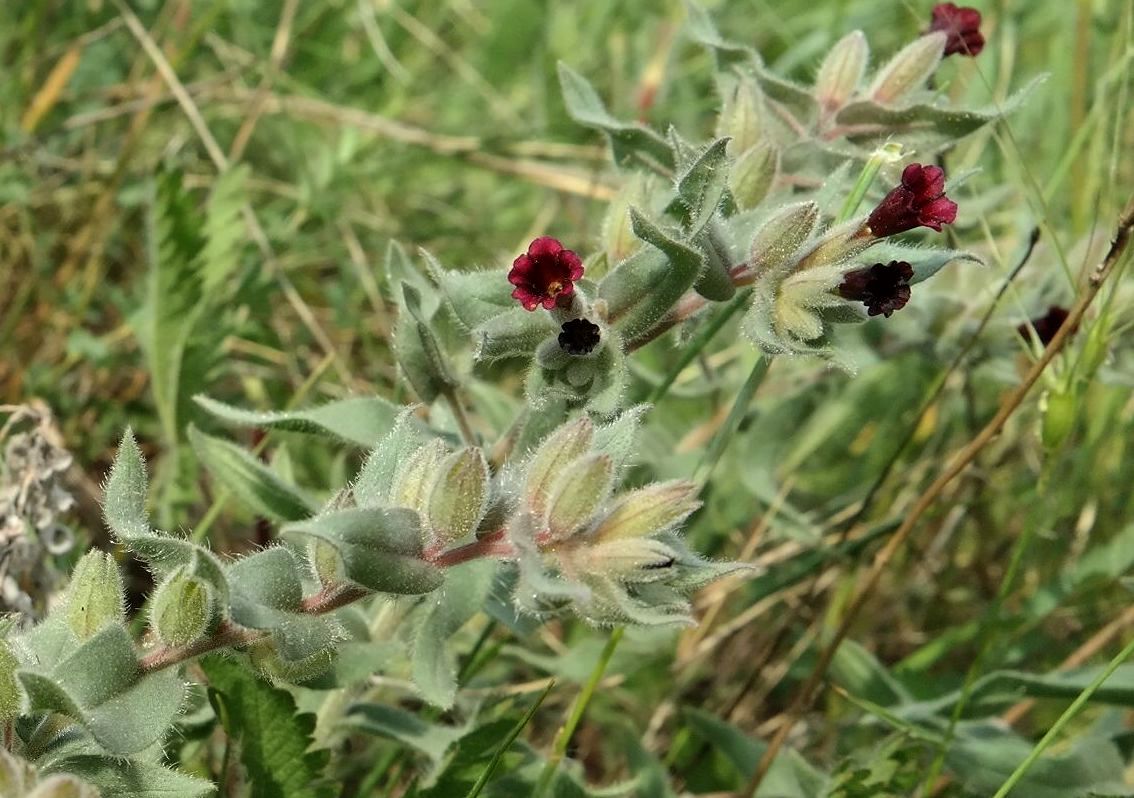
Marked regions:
[2,0,1133,794]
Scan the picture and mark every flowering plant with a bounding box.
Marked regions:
[0,3,1050,795]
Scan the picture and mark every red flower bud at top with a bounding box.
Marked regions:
[508,237,584,311]
[838,260,914,317]
[867,163,958,238]
[927,3,985,57]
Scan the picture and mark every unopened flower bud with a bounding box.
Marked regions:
[716,76,765,155]
[730,143,779,211]
[427,447,490,546]
[870,32,946,105]
[390,438,448,515]
[524,417,594,518]
[27,775,100,798]
[309,539,344,587]
[546,454,614,539]
[592,481,701,542]
[816,31,868,114]
[65,550,125,640]
[749,202,819,280]
[0,750,33,796]
[151,567,215,648]
[248,639,335,684]
[580,538,679,581]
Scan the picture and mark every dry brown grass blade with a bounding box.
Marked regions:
[21,45,84,133]
[742,196,1134,797]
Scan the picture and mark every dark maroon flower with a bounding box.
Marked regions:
[1018,305,1075,346]
[558,318,601,355]
[508,237,584,311]
[867,164,958,238]
[838,261,914,317]
[927,3,985,57]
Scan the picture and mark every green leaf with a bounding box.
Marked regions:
[945,723,1127,798]
[683,707,828,796]
[865,242,982,284]
[194,394,400,448]
[671,138,732,239]
[189,426,315,522]
[48,757,214,798]
[600,212,703,342]
[681,0,757,70]
[282,508,444,595]
[139,169,207,446]
[200,165,249,297]
[353,410,426,508]
[473,308,557,363]
[556,63,673,172]
[411,560,496,709]
[346,703,465,765]
[396,282,457,404]
[203,656,333,798]
[422,252,515,331]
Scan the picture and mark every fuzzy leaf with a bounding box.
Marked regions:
[203,656,333,798]
[49,757,213,798]
[865,242,983,285]
[422,253,515,331]
[557,62,673,172]
[672,138,732,239]
[190,426,315,522]
[395,283,457,404]
[282,508,444,595]
[103,429,150,542]
[353,410,426,508]
[474,309,557,363]
[411,560,496,709]
[194,394,400,448]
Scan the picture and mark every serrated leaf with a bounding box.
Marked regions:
[48,757,214,798]
[190,426,315,522]
[194,394,400,448]
[557,63,673,172]
[203,656,333,798]
[200,165,249,297]
[411,560,496,709]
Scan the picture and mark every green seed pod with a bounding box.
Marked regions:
[65,551,125,641]
[716,75,765,155]
[1041,387,1078,451]
[26,775,100,798]
[390,438,448,515]
[546,454,614,539]
[730,143,779,211]
[592,481,701,542]
[816,30,868,115]
[427,447,490,546]
[151,567,216,648]
[524,417,594,518]
[869,32,945,105]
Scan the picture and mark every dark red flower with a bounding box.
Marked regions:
[927,3,985,57]
[558,318,601,355]
[508,237,584,311]
[838,261,914,317]
[1018,305,1075,346]
[867,164,958,237]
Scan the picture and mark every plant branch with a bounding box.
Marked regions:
[743,197,1134,796]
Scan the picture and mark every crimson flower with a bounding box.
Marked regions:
[867,164,958,237]
[927,3,985,57]
[508,237,584,311]
[558,318,601,355]
[838,261,914,317]
[1018,305,1075,346]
